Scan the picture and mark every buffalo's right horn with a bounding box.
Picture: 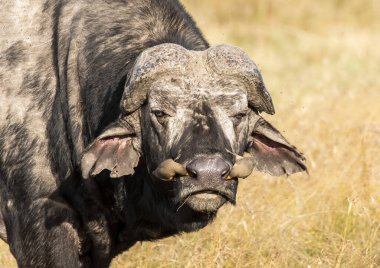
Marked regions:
[121,43,190,115]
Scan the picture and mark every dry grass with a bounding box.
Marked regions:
[1,0,380,267]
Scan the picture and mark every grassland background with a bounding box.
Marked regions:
[1,0,380,267]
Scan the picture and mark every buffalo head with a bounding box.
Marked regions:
[81,44,306,231]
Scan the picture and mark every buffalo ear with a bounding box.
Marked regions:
[81,120,141,179]
[246,115,307,176]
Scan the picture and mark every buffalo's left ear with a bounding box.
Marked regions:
[246,112,307,176]
[81,118,141,179]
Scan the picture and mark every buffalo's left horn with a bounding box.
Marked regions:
[152,159,187,181]
[229,156,255,179]
[206,45,275,115]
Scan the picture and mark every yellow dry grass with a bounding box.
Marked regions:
[1,0,380,267]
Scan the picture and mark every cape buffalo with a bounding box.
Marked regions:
[0,0,306,267]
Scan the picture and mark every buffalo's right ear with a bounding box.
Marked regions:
[81,119,141,179]
[246,112,307,176]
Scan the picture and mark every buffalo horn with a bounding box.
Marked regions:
[121,44,275,116]
[206,45,275,115]
[121,44,190,115]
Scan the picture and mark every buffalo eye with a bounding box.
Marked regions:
[230,111,248,126]
[152,110,166,118]
[233,112,247,120]
[151,109,169,125]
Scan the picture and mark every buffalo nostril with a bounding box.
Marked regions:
[221,167,230,178]
[186,167,197,178]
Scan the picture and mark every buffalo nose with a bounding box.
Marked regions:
[186,156,231,180]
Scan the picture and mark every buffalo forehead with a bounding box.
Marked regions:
[149,74,248,112]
